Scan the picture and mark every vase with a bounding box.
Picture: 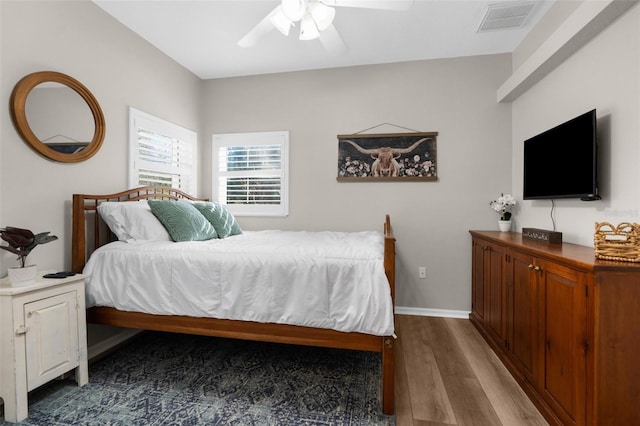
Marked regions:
[7,265,38,286]
[498,220,512,232]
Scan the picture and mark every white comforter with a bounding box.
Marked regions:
[83,230,394,336]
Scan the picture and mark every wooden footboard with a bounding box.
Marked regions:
[72,186,396,414]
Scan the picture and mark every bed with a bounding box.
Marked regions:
[71,186,396,414]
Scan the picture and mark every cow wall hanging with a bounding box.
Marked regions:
[337,132,438,181]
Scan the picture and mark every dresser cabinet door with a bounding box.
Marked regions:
[471,239,487,323]
[24,291,79,390]
[485,242,508,349]
[508,250,538,385]
[538,260,587,426]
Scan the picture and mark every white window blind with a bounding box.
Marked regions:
[214,131,289,217]
[129,107,197,195]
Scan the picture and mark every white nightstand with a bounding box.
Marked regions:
[0,272,88,423]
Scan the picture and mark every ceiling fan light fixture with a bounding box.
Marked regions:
[281,0,306,21]
[270,8,293,36]
[299,15,320,40]
[309,2,335,31]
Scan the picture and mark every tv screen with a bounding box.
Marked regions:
[523,109,599,200]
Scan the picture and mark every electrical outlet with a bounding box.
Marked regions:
[418,267,426,279]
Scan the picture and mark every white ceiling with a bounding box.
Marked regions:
[93,0,554,80]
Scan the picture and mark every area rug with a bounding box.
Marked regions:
[7,331,394,425]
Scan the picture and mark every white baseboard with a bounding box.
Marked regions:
[88,329,141,361]
[395,306,471,319]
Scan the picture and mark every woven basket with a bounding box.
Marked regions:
[594,222,640,263]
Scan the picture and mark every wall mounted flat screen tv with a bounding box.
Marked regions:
[523,109,599,201]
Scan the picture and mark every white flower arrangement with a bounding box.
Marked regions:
[490,193,516,221]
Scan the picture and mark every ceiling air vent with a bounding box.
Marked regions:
[477,2,536,32]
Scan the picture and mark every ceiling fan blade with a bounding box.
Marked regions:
[319,24,347,55]
[237,7,279,47]
[323,0,414,11]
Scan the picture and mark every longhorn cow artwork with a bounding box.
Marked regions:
[337,132,438,181]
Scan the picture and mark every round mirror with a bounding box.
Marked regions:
[10,71,105,163]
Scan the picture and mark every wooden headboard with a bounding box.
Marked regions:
[71,186,207,273]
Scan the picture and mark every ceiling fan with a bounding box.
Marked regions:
[238,0,413,54]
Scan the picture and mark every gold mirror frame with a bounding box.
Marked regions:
[10,71,105,163]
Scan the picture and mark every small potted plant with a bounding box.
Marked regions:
[490,193,516,231]
[1,226,58,285]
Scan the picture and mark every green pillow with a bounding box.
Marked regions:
[148,200,218,242]
[192,202,242,239]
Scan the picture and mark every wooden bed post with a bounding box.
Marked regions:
[382,336,395,415]
[71,194,86,273]
[384,214,396,304]
[382,214,396,415]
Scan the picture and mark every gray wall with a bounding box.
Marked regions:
[0,0,202,346]
[201,56,513,312]
[510,3,640,246]
[0,0,201,273]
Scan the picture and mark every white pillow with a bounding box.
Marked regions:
[97,201,172,242]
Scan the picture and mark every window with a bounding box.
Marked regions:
[213,131,289,217]
[129,107,197,195]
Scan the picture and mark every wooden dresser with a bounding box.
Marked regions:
[469,230,640,426]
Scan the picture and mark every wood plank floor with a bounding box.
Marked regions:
[394,315,549,426]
